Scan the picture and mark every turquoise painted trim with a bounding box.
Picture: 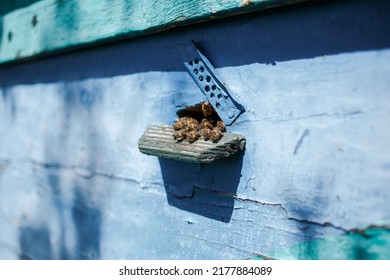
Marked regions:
[268,224,390,260]
[0,0,307,64]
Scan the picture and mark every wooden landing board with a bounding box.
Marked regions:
[138,125,246,163]
[0,0,308,64]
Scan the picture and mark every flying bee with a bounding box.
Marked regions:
[200,128,211,141]
[173,129,187,142]
[216,120,226,132]
[210,129,223,143]
[201,101,214,118]
[200,119,213,130]
[186,130,200,143]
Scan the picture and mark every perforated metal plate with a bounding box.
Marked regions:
[184,43,244,125]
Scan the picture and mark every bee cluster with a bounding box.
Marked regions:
[172,102,226,143]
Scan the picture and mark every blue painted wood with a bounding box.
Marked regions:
[0,0,390,259]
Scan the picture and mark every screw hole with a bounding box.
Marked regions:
[194,69,198,74]
[32,15,38,27]
[189,61,193,66]
[194,59,199,64]
[205,85,210,92]
[8,31,12,42]
[199,67,204,73]
[199,76,203,82]
[206,76,211,83]
[216,103,221,109]
[211,85,217,91]
[217,93,222,99]
[210,93,215,98]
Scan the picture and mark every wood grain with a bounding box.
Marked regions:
[138,125,246,163]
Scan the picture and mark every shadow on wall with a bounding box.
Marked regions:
[18,183,102,260]
[47,173,69,259]
[19,226,52,260]
[16,75,104,260]
[72,187,102,260]
[60,81,103,260]
[0,88,16,120]
[159,150,245,223]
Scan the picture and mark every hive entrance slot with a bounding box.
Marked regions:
[138,101,246,163]
[176,102,217,121]
[173,102,226,143]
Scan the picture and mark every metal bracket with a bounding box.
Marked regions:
[184,42,244,125]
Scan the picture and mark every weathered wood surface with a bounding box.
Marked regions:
[0,0,308,64]
[139,125,246,163]
[0,0,389,260]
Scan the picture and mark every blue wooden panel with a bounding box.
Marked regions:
[0,0,390,259]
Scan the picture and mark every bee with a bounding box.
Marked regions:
[173,129,187,142]
[201,101,214,118]
[186,118,199,131]
[173,116,198,131]
[200,128,211,141]
[187,116,199,124]
[173,117,187,131]
[210,129,223,143]
[186,130,200,143]
[172,110,225,143]
[216,120,226,132]
[200,119,213,130]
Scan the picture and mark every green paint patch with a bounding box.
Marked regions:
[269,226,390,260]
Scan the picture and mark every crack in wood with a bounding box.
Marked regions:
[193,187,390,237]
[28,159,161,189]
[235,108,390,125]
[26,159,390,239]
